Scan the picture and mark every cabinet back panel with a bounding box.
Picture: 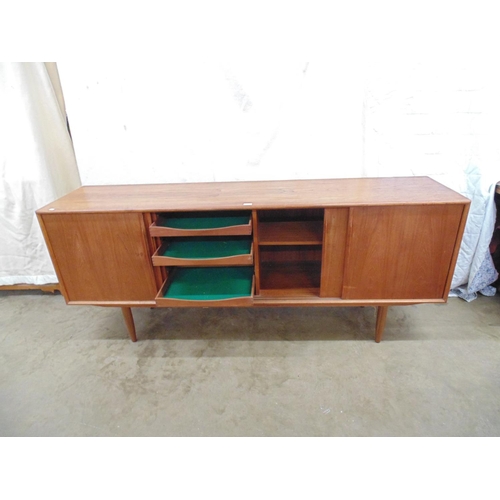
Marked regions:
[259,246,322,263]
[41,213,157,302]
[258,208,323,222]
[343,205,464,300]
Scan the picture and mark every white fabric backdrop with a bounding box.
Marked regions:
[0,62,81,285]
[57,61,364,184]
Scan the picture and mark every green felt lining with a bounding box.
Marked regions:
[157,211,250,230]
[161,237,251,259]
[164,267,253,300]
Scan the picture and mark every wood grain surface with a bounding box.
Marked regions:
[343,204,465,300]
[320,208,349,298]
[40,212,158,302]
[37,177,469,214]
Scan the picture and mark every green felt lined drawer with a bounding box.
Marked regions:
[152,237,253,266]
[156,267,254,306]
[149,211,252,237]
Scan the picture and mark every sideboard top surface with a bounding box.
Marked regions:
[37,176,470,214]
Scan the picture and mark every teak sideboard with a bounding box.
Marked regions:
[36,177,470,343]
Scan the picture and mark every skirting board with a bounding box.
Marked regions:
[0,283,61,293]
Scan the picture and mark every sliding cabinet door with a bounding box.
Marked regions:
[320,208,349,297]
[40,212,157,303]
[343,205,465,300]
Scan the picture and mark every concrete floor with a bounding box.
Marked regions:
[1,290,499,436]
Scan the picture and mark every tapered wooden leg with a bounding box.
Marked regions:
[375,306,388,343]
[121,307,137,342]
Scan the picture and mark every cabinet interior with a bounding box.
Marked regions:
[150,208,327,301]
[255,208,324,297]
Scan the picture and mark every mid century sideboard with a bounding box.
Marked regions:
[36,177,470,342]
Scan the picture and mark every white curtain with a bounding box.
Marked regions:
[0,62,81,285]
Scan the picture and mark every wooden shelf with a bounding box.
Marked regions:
[156,266,254,307]
[258,221,323,245]
[152,237,253,267]
[150,211,252,237]
[257,287,319,298]
[259,261,321,296]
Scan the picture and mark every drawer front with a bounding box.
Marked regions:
[149,211,252,237]
[152,238,253,267]
[155,267,254,307]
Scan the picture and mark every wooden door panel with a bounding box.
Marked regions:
[320,208,349,297]
[41,213,157,303]
[343,205,464,300]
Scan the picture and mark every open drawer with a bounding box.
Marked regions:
[156,266,254,307]
[152,237,253,267]
[150,211,252,237]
